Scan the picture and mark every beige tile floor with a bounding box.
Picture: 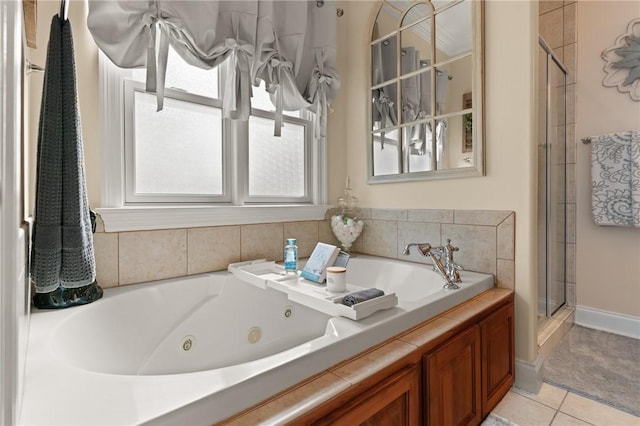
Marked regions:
[491,383,640,426]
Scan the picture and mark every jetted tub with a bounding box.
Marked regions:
[20,255,493,425]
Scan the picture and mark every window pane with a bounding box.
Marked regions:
[134,92,223,195]
[132,47,218,98]
[248,116,305,197]
[251,80,301,117]
[251,80,275,112]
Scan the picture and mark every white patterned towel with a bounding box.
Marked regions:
[590,130,640,227]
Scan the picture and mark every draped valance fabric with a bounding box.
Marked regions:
[87,0,340,137]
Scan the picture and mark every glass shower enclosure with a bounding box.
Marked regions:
[537,38,567,322]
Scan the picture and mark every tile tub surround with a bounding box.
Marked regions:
[330,208,515,289]
[92,218,321,288]
[92,209,515,289]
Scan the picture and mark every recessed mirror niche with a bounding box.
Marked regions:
[369,0,484,183]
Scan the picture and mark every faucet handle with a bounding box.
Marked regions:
[441,239,463,283]
[443,239,459,253]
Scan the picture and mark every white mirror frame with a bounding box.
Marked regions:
[367,0,484,183]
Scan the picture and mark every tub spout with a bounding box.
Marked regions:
[402,243,432,256]
[402,243,460,290]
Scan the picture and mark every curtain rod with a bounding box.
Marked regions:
[60,0,68,21]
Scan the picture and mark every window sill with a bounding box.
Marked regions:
[96,205,332,232]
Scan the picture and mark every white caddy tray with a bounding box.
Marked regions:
[228,259,398,321]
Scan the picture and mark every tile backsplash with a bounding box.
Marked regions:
[94,208,515,289]
[342,208,515,289]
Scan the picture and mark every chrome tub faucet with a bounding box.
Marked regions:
[430,239,463,284]
[402,241,461,290]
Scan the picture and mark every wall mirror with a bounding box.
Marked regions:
[368,0,484,183]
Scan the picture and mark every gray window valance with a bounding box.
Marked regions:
[87,0,340,137]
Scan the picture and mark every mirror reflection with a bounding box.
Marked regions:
[371,82,398,133]
[371,35,397,85]
[401,3,432,28]
[435,0,473,62]
[368,0,484,182]
[373,128,400,176]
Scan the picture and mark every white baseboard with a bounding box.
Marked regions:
[575,306,640,339]
[514,357,543,394]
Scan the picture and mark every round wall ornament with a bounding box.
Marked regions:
[601,18,640,101]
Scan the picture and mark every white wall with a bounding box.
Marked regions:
[575,2,640,321]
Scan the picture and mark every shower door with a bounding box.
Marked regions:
[538,39,567,321]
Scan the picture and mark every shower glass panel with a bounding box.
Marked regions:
[538,39,567,322]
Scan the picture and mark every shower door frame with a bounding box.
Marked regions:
[539,37,568,320]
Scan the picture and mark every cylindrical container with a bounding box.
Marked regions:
[326,266,347,292]
[284,238,298,273]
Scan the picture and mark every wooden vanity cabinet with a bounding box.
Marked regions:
[480,302,515,416]
[298,297,514,426]
[424,325,482,426]
[423,299,514,426]
[306,364,421,426]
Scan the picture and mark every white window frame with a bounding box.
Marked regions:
[96,51,329,232]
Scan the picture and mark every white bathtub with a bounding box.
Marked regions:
[20,255,493,425]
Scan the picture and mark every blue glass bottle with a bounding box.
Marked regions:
[284,238,298,273]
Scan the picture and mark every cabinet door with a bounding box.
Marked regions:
[481,302,515,416]
[309,364,421,426]
[425,325,481,426]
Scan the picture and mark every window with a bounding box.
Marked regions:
[98,48,328,231]
[248,113,307,199]
[125,86,226,202]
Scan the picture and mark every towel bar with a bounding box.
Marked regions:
[26,59,44,74]
[60,0,68,21]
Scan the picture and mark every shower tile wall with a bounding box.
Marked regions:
[539,0,577,307]
[93,209,515,289]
